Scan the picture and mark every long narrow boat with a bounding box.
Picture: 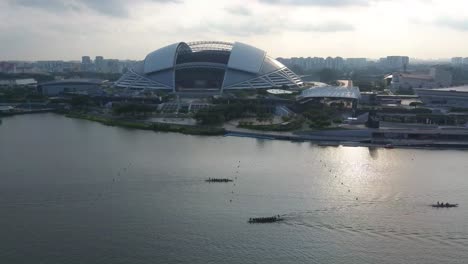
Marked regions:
[431,203,458,208]
[248,215,282,223]
[205,178,233,183]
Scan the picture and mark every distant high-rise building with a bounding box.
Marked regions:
[386,56,409,71]
[346,58,367,68]
[106,59,122,74]
[95,56,104,72]
[36,61,66,73]
[451,57,463,65]
[334,57,345,70]
[325,57,334,69]
[81,56,93,72]
[278,56,364,71]
[0,62,17,73]
[81,56,92,64]
[463,58,468,65]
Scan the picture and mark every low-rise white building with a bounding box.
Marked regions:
[0,78,37,87]
[390,67,452,91]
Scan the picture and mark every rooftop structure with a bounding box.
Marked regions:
[415,85,468,108]
[297,81,361,105]
[0,78,37,87]
[115,41,303,93]
[298,86,361,101]
[38,79,107,96]
[390,67,452,91]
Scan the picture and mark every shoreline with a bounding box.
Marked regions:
[5,112,468,151]
[65,112,468,150]
[63,112,226,136]
[224,131,468,150]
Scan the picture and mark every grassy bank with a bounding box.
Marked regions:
[238,119,304,132]
[65,113,226,136]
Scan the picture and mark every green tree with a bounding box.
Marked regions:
[409,101,423,107]
[318,68,338,83]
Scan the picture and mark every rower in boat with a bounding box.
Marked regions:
[431,202,458,208]
[206,178,233,183]
[248,215,282,223]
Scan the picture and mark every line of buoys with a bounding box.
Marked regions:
[324,161,359,202]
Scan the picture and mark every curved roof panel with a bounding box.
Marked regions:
[299,86,361,100]
[260,56,286,75]
[227,42,266,74]
[186,41,233,52]
[144,42,182,74]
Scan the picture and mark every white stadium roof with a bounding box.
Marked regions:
[115,41,303,92]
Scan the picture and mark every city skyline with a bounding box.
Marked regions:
[1,0,468,60]
[0,55,456,64]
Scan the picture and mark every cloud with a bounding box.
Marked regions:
[202,19,354,37]
[225,6,252,16]
[291,22,355,32]
[8,0,180,17]
[258,0,372,7]
[435,17,468,31]
[218,3,356,36]
[10,0,80,12]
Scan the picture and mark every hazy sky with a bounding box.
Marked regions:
[1,0,468,60]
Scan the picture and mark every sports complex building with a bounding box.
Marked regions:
[297,80,361,109]
[115,41,303,93]
[415,85,468,108]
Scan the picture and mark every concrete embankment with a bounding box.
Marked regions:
[225,129,372,143]
[225,129,468,150]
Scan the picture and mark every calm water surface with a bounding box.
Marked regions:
[1,114,468,264]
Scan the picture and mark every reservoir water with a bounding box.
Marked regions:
[1,114,468,264]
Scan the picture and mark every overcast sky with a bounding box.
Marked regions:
[1,0,468,60]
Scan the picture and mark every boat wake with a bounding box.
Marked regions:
[278,210,468,249]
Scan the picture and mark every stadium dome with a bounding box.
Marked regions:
[115,41,303,92]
